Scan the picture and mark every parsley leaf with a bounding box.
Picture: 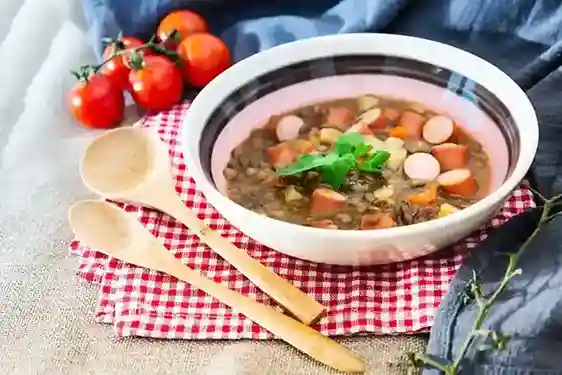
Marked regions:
[276,132,389,190]
[353,143,372,158]
[278,153,337,175]
[358,150,391,173]
[334,132,365,155]
[320,154,356,189]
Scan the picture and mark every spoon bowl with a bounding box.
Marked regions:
[80,126,168,204]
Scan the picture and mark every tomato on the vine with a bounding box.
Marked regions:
[129,55,184,111]
[68,73,125,129]
[101,36,146,91]
[177,33,231,88]
[157,10,209,48]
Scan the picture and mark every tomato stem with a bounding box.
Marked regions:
[71,32,179,80]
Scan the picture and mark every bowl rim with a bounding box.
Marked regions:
[180,33,538,240]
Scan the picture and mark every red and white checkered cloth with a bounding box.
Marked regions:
[70,102,536,339]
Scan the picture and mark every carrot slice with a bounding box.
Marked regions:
[436,169,478,197]
[388,126,409,139]
[397,111,426,140]
[310,188,346,215]
[431,143,469,171]
[408,183,438,205]
[267,143,296,166]
[360,213,396,230]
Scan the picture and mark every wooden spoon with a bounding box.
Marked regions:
[68,200,365,374]
[78,126,326,326]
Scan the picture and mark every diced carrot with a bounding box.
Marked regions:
[436,169,478,197]
[407,183,438,205]
[431,143,468,171]
[310,219,339,229]
[267,143,296,166]
[383,107,401,121]
[397,111,426,140]
[360,213,396,230]
[326,107,354,130]
[388,126,409,139]
[310,188,346,215]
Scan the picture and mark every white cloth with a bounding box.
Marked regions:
[0,1,425,373]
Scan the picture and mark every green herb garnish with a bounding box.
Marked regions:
[358,149,391,173]
[278,132,390,189]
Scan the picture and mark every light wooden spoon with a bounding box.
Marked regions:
[78,126,326,326]
[68,200,365,374]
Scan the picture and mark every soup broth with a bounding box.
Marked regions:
[223,95,491,230]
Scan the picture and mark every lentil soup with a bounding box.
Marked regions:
[223,95,491,230]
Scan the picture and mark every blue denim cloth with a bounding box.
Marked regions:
[83,1,562,374]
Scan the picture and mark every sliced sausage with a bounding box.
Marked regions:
[267,143,296,166]
[276,115,305,142]
[436,169,478,197]
[397,111,426,140]
[360,213,396,230]
[422,115,454,144]
[326,106,354,130]
[431,143,468,170]
[310,188,346,215]
[403,153,441,181]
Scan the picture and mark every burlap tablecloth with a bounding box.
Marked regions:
[0,1,426,373]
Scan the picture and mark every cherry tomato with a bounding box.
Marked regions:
[68,74,125,129]
[157,10,209,48]
[101,36,146,91]
[177,33,231,88]
[129,55,184,111]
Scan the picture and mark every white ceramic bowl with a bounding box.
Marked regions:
[180,33,538,266]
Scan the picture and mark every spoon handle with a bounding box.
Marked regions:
[160,195,327,326]
[163,259,365,373]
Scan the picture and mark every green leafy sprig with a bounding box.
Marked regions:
[407,189,562,374]
[278,133,390,189]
